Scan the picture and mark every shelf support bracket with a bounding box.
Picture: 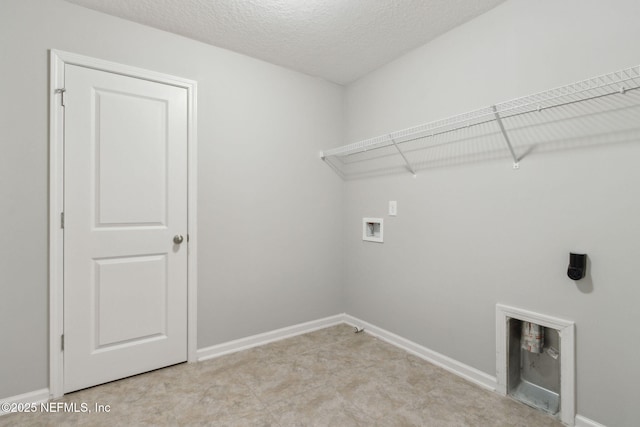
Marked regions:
[491,105,520,169]
[319,151,345,179]
[389,135,417,176]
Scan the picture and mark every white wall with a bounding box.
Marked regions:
[343,1,640,426]
[0,0,345,399]
[3,0,638,424]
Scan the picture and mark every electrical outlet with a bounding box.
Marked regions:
[389,201,397,216]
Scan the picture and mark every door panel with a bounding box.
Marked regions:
[63,64,188,393]
[94,254,168,349]
[95,89,168,227]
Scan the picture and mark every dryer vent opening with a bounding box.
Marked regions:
[508,319,560,416]
[496,305,575,425]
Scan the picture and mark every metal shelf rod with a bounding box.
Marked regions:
[501,85,640,121]
[326,83,638,160]
[494,72,639,117]
[389,135,416,176]
[320,65,640,175]
[337,118,498,158]
[491,105,519,168]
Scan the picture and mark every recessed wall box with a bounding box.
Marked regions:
[363,218,383,243]
[496,304,576,425]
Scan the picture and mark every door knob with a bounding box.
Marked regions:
[173,235,184,244]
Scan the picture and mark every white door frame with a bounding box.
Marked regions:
[49,50,198,399]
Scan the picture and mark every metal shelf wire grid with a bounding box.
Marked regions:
[321,65,640,178]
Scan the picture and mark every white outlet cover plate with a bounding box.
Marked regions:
[389,201,397,216]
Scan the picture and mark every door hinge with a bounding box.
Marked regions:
[61,334,64,351]
[55,88,66,107]
[60,212,64,229]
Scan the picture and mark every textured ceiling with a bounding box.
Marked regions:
[64,0,506,85]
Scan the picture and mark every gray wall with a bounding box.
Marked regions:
[2,0,638,424]
[343,1,640,426]
[0,0,345,399]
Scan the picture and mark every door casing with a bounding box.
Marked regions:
[49,49,198,399]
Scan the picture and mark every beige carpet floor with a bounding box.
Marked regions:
[0,324,562,426]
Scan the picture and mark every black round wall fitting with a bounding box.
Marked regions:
[567,253,587,280]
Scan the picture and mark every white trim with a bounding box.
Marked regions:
[197,314,346,361]
[575,415,607,427]
[48,50,65,400]
[14,314,596,424]
[186,67,198,364]
[0,389,50,416]
[48,49,198,398]
[343,314,497,391]
[495,304,575,426]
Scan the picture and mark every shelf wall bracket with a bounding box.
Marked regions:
[491,105,520,169]
[389,135,417,176]
[319,152,345,179]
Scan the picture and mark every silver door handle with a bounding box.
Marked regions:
[173,235,184,244]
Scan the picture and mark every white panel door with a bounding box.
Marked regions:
[63,64,188,393]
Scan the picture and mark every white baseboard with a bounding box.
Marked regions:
[343,314,497,392]
[0,388,50,416]
[196,312,496,393]
[3,314,604,426]
[343,314,607,427]
[196,314,346,362]
[575,415,607,427]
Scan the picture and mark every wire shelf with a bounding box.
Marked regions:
[321,65,640,179]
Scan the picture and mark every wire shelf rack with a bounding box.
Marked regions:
[321,65,640,179]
